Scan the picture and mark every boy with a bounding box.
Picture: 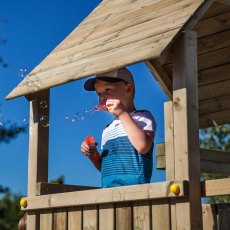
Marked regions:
[81,67,156,188]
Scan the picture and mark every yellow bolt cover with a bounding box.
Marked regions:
[20,198,27,208]
[170,183,180,195]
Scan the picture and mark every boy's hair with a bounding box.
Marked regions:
[84,67,135,92]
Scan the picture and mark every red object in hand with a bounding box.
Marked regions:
[85,136,95,145]
[100,104,107,110]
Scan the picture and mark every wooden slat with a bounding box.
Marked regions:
[199,109,230,128]
[36,182,97,195]
[163,49,230,81]
[164,101,175,181]
[200,148,230,174]
[99,204,115,230]
[201,2,230,19]
[199,95,230,115]
[152,199,171,230]
[133,201,151,230]
[27,211,40,230]
[216,0,230,6]
[173,31,202,229]
[202,204,218,230]
[40,210,52,230]
[218,203,230,229]
[116,203,132,230]
[199,80,230,101]
[198,47,230,71]
[197,30,230,55]
[53,208,67,230]
[201,178,230,197]
[198,63,230,86]
[22,181,188,211]
[83,205,98,230]
[68,207,82,230]
[195,11,230,38]
[156,155,166,169]
[164,101,176,229]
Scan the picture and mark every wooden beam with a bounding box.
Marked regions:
[27,90,50,229]
[201,178,230,197]
[145,59,172,99]
[36,182,98,195]
[156,144,230,174]
[21,181,188,211]
[172,30,202,229]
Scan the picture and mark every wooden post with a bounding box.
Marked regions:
[27,90,50,230]
[172,30,202,229]
[164,101,176,230]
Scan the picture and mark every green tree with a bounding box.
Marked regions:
[200,124,230,204]
[0,186,23,230]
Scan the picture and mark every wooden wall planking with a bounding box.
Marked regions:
[53,208,67,230]
[116,203,132,230]
[68,207,82,230]
[83,205,98,230]
[133,201,151,230]
[99,204,115,230]
[40,210,52,230]
[195,11,230,38]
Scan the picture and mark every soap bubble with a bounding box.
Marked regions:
[0,113,4,126]
[40,101,48,108]
[40,116,49,127]
[18,67,29,79]
[64,104,106,125]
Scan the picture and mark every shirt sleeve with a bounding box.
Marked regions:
[132,110,157,135]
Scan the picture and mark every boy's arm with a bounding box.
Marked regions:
[88,151,102,171]
[119,112,154,154]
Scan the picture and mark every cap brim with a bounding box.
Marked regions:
[84,77,126,91]
[84,78,96,91]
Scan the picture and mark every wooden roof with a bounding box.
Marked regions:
[6,0,230,128]
[7,0,208,99]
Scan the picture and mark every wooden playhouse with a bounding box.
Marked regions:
[6,0,230,229]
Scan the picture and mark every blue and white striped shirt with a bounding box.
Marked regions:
[101,110,156,188]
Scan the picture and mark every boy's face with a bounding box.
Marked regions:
[94,79,133,109]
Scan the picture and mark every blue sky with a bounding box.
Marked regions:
[0,0,168,195]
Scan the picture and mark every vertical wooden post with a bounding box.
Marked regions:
[172,30,202,229]
[27,90,50,230]
[164,101,176,230]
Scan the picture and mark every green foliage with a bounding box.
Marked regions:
[200,125,230,151]
[200,124,230,204]
[0,124,27,143]
[50,175,65,184]
[0,187,24,230]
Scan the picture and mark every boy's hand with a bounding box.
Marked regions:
[106,99,126,117]
[81,141,100,159]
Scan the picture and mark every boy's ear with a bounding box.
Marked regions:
[126,83,134,94]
